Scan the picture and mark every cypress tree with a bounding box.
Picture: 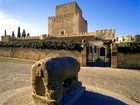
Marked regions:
[22,29,26,37]
[12,31,15,37]
[27,33,30,37]
[4,30,6,36]
[17,27,21,38]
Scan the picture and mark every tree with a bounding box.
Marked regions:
[135,34,140,41]
[27,33,30,37]
[12,31,15,37]
[17,27,21,38]
[22,29,26,37]
[4,30,6,36]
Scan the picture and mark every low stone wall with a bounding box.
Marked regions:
[0,47,86,66]
[117,53,140,69]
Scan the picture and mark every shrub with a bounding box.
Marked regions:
[103,40,112,46]
[118,42,140,53]
[0,40,84,52]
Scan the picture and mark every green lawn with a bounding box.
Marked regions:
[0,57,36,64]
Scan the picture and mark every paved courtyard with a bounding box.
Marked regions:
[0,62,139,105]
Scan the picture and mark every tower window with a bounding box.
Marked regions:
[61,31,64,35]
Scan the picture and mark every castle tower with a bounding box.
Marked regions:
[48,2,87,36]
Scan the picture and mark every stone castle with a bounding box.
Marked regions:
[48,2,115,39]
[1,1,116,41]
[48,2,87,36]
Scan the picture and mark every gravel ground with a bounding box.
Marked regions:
[0,62,140,104]
[79,67,140,103]
[0,62,31,94]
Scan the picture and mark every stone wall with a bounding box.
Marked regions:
[111,43,118,68]
[117,53,140,69]
[56,2,82,16]
[96,29,115,40]
[1,35,16,41]
[0,47,86,66]
[79,14,87,33]
[48,14,76,36]
[111,43,140,69]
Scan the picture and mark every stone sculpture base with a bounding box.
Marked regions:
[32,87,85,105]
[32,81,85,105]
[32,94,56,105]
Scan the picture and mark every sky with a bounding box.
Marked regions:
[0,0,139,37]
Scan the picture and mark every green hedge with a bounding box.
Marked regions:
[117,42,140,47]
[118,42,140,53]
[0,40,84,52]
[103,40,112,46]
[118,47,140,53]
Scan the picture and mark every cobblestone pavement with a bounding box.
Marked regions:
[0,62,140,104]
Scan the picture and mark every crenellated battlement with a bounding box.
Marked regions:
[1,34,49,41]
[1,35,16,41]
[95,29,115,40]
[115,35,139,43]
[96,29,115,34]
[49,13,74,22]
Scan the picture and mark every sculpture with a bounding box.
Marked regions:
[31,56,82,105]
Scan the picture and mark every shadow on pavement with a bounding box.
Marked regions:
[75,90,127,105]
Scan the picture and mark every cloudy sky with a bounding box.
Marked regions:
[0,0,139,37]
